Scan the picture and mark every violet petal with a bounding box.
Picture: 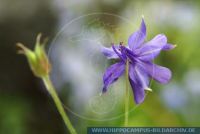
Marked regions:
[129,64,148,104]
[128,18,146,51]
[103,61,125,92]
[138,34,167,61]
[142,61,172,84]
[101,46,119,59]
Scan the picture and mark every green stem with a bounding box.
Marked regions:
[42,75,77,134]
[124,60,129,126]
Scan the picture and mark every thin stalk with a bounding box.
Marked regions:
[124,60,129,126]
[42,75,77,134]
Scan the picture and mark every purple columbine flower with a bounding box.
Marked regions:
[101,18,176,104]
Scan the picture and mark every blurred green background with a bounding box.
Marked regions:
[0,0,200,134]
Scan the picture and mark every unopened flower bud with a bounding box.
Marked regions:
[17,33,51,77]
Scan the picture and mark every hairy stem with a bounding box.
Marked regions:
[124,60,129,126]
[42,75,77,134]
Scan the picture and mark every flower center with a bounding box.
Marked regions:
[119,43,137,64]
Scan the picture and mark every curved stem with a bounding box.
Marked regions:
[42,75,77,134]
[124,60,129,126]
